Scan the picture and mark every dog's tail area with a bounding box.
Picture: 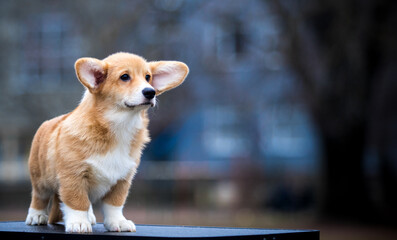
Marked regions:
[48,194,63,224]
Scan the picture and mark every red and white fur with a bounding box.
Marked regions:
[25,52,189,233]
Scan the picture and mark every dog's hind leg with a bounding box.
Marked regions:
[25,188,50,225]
[48,193,62,224]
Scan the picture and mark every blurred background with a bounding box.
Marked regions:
[0,0,396,239]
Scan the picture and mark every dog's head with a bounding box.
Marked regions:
[75,52,189,110]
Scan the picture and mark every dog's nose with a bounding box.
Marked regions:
[142,88,156,100]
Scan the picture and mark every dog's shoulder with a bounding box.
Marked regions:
[39,113,70,134]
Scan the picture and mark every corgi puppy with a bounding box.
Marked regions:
[25,52,189,233]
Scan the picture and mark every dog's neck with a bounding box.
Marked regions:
[74,90,146,138]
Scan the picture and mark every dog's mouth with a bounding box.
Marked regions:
[124,102,154,109]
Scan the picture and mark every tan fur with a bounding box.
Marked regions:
[102,172,134,207]
[26,52,189,225]
[48,194,62,224]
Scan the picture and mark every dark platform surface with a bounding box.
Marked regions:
[0,221,319,240]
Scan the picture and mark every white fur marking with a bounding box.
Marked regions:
[103,203,136,232]
[61,203,92,233]
[25,208,48,225]
[123,82,155,108]
[86,109,142,202]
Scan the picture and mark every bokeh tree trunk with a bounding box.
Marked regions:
[270,0,397,222]
[321,124,370,219]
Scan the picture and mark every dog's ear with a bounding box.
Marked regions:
[149,61,189,95]
[75,58,107,93]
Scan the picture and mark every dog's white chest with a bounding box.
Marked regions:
[86,143,137,202]
[86,110,143,202]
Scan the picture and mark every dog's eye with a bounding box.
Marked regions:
[120,74,130,81]
[145,74,151,82]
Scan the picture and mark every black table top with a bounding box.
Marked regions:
[0,221,319,240]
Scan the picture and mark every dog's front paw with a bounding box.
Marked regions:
[25,208,48,225]
[61,204,92,233]
[104,218,136,232]
[102,203,136,232]
[65,220,92,233]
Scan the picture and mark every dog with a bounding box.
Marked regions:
[25,52,189,233]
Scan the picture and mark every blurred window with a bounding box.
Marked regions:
[17,13,81,93]
[215,20,248,61]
